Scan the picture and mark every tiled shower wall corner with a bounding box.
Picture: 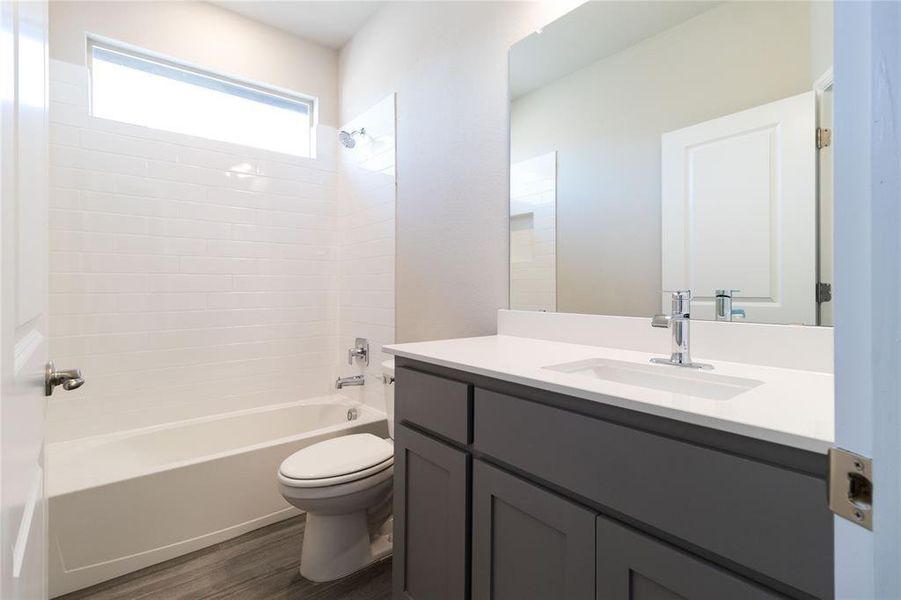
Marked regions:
[510,151,556,312]
[336,95,396,412]
[47,59,354,442]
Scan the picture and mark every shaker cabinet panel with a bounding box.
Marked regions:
[596,516,786,600]
[393,424,470,600]
[474,388,832,599]
[472,460,595,600]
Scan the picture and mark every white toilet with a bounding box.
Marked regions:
[278,359,396,582]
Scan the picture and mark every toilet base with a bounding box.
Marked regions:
[299,511,393,582]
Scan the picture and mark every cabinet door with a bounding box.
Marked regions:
[596,516,785,599]
[393,424,470,600]
[472,460,595,600]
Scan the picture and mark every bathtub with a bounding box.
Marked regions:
[46,397,388,598]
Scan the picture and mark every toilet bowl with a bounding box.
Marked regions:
[278,359,396,582]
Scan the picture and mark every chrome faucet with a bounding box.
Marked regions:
[650,290,712,369]
[336,374,365,389]
[714,289,746,322]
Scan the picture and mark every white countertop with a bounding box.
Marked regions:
[385,335,834,454]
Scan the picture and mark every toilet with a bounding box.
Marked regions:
[278,359,396,582]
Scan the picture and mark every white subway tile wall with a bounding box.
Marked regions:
[510,152,556,312]
[335,95,396,412]
[47,60,392,442]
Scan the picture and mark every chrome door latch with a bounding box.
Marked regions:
[828,447,873,530]
[45,361,85,396]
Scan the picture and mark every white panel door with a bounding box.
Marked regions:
[1,1,50,598]
[661,91,816,324]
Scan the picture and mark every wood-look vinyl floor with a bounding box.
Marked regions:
[58,516,392,600]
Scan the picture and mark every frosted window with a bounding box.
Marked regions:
[89,42,313,157]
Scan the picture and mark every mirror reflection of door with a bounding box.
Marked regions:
[509,0,834,327]
[661,91,816,325]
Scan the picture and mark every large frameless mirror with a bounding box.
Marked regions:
[509,1,834,326]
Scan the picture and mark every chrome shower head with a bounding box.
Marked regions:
[338,128,365,149]
[338,130,355,149]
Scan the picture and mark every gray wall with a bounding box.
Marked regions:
[511,2,825,317]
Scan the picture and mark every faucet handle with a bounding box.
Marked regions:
[347,337,370,366]
[651,314,672,328]
[715,289,741,297]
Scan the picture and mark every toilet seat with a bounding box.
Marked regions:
[279,433,394,489]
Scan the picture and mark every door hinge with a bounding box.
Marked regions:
[829,448,873,530]
[816,127,832,149]
[816,282,832,303]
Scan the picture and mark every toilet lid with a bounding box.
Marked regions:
[279,433,394,481]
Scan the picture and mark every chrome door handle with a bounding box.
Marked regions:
[45,361,85,396]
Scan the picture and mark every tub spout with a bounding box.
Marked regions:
[336,374,365,389]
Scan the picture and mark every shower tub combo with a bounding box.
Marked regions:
[46,397,387,598]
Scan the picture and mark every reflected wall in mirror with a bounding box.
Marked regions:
[509,1,834,326]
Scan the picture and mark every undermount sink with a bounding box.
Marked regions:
[543,357,764,401]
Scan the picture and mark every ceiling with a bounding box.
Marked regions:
[210,1,385,49]
[510,1,721,99]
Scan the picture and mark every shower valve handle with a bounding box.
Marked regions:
[347,338,370,366]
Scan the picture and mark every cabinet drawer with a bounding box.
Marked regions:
[396,367,472,444]
[474,389,832,599]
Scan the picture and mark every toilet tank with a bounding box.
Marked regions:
[382,359,395,439]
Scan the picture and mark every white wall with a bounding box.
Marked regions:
[511,1,819,317]
[336,95,396,412]
[810,0,834,85]
[49,1,339,126]
[47,59,340,441]
[338,1,579,343]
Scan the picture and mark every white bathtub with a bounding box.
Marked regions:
[46,397,388,598]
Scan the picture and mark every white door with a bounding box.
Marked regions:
[833,2,901,598]
[661,91,817,324]
[1,0,50,598]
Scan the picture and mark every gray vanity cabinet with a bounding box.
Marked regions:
[596,517,785,600]
[472,460,596,600]
[392,423,469,600]
[392,359,833,600]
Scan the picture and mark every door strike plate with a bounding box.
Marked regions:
[828,447,873,530]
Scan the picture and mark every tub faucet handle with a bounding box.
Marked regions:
[347,337,370,366]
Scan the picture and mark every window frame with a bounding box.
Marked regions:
[85,36,318,157]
